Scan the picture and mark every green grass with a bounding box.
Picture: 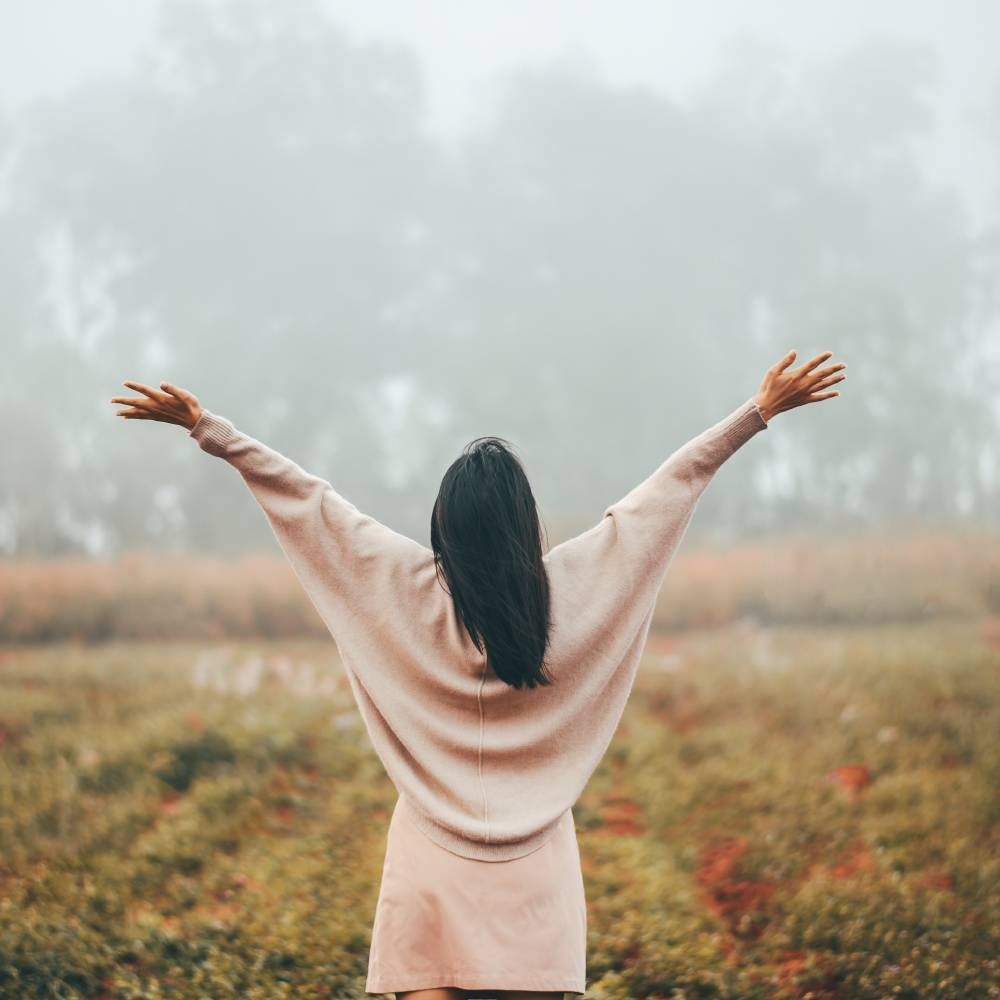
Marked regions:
[0,624,997,998]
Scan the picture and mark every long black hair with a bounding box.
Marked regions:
[431,435,554,690]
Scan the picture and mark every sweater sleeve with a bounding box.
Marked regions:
[543,396,768,641]
[188,408,430,641]
[602,394,767,527]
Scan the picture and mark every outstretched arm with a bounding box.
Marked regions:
[543,350,846,622]
[603,348,846,534]
[544,394,766,602]
[111,380,430,641]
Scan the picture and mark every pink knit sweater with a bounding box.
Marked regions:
[189,395,768,860]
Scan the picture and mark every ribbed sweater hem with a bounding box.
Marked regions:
[402,796,568,862]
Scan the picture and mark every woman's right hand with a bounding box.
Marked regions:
[753,350,846,423]
[111,380,204,430]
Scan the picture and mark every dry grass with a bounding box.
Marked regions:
[0,621,997,997]
[2,532,997,643]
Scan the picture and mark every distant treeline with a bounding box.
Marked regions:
[4,5,999,560]
[1,533,996,643]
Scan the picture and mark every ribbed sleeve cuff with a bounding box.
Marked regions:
[723,396,768,453]
[189,408,240,457]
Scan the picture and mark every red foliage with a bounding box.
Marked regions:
[273,803,296,824]
[830,845,876,878]
[159,793,183,815]
[980,616,1000,650]
[695,837,776,939]
[919,869,954,891]
[593,797,647,836]
[825,764,873,797]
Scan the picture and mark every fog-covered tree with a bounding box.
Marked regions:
[1,0,996,556]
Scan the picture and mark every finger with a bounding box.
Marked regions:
[774,350,797,373]
[806,390,840,401]
[122,380,170,404]
[118,409,184,425]
[799,351,834,375]
[810,362,846,381]
[116,405,159,416]
[159,381,195,403]
[810,373,846,391]
[111,396,157,409]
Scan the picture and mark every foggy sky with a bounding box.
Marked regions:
[4,1,997,218]
[1,1,998,556]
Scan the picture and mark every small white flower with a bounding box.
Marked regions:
[332,710,359,730]
[840,703,862,723]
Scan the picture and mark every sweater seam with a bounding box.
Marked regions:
[476,655,490,843]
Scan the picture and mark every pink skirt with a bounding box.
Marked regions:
[365,794,587,996]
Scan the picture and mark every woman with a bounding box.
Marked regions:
[111,348,845,999]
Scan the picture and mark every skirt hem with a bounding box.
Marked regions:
[365,967,585,994]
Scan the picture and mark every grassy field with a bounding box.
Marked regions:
[1,622,997,998]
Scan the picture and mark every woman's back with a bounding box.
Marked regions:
[186,393,769,859]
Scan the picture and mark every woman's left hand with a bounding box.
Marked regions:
[111,380,203,429]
